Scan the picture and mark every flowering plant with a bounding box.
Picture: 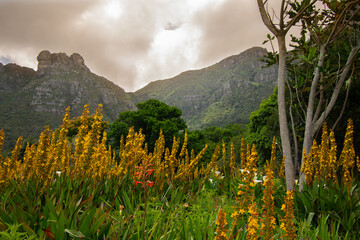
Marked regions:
[134,156,154,240]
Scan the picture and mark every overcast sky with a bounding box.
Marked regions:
[0,0,277,92]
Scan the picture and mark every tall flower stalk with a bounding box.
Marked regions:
[215,208,228,240]
[280,190,296,240]
[134,155,154,240]
[260,162,276,239]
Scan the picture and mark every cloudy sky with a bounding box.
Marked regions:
[0,0,277,92]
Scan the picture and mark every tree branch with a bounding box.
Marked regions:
[332,64,355,132]
[286,79,299,171]
[257,0,281,35]
[285,0,317,33]
[313,74,324,124]
[312,45,360,134]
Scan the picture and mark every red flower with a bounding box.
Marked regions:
[134,172,141,177]
[135,180,143,186]
[146,181,154,187]
[146,169,154,176]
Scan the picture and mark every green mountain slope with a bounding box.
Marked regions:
[134,47,277,129]
[0,47,277,150]
[0,51,135,150]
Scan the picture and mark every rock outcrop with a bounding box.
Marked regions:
[37,50,89,76]
[0,50,135,151]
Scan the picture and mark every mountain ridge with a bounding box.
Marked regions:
[134,46,277,129]
[0,47,277,150]
[0,50,136,150]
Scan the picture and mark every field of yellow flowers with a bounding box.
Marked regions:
[0,105,359,239]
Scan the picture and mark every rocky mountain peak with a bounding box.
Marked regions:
[37,50,89,76]
[218,47,268,70]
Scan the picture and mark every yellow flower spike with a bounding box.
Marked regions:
[0,129,4,161]
[247,202,259,240]
[0,130,4,186]
[10,136,23,179]
[153,130,165,175]
[246,145,258,180]
[204,145,220,179]
[302,148,313,185]
[320,123,330,181]
[343,168,352,192]
[221,139,226,175]
[280,190,296,240]
[187,145,207,181]
[270,136,277,174]
[279,155,286,180]
[310,140,320,181]
[230,142,236,178]
[74,105,90,158]
[21,143,33,181]
[179,131,187,158]
[193,167,199,180]
[54,106,71,175]
[235,145,258,223]
[329,130,338,183]
[340,119,355,166]
[339,119,355,191]
[215,208,228,240]
[240,138,247,170]
[260,162,276,239]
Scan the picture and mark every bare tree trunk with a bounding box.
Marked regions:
[278,35,295,190]
[302,45,327,155]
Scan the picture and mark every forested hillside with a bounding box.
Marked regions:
[134,47,277,129]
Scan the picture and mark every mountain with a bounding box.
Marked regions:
[0,50,135,150]
[134,47,277,129]
[0,47,277,150]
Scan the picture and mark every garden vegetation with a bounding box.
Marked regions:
[0,104,359,239]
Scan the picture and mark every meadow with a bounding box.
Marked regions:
[0,105,359,239]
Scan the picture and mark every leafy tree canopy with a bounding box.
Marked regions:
[108,99,187,151]
[246,88,279,164]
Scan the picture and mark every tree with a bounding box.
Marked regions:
[288,0,360,188]
[257,0,317,190]
[247,88,279,164]
[257,0,360,190]
[108,99,187,151]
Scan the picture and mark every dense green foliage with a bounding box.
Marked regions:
[108,99,187,151]
[246,88,279,164]
[108,98,248,164]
